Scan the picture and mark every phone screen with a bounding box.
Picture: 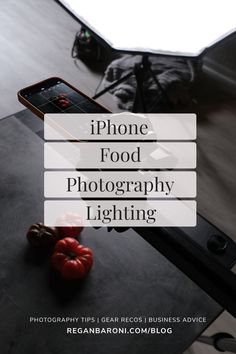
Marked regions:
[22,79,107,114]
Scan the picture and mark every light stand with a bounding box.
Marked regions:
[92,55,172,112]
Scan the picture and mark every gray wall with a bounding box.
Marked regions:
[202,32,236,91]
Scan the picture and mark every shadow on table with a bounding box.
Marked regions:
[23,245,88,305]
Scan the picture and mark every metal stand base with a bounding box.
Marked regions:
[198,333,236,353]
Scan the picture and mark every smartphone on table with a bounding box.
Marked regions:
[18,77,109,118]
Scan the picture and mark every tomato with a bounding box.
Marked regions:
[57,226,84,238]
[51,237,93,280]
[26,223,59,250]
[56,212,84,238]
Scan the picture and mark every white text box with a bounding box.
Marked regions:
[44,171,196,198]
[44,200,196,227]
[44,113,196,141]
[44,142,196,169]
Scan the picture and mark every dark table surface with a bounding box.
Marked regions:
[0,112,223,354]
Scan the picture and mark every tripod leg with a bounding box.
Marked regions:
[93,71,133,99]
[148,66,172,107]
[132,64,146,112]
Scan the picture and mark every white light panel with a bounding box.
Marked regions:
[59,0,236,56]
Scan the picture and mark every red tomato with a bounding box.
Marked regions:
[56,212,84,238]
[51,237,93,280]
[57,226,84,238]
